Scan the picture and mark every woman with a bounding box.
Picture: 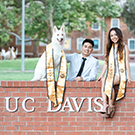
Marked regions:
[97,27,133,118]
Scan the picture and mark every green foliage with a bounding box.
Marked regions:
[121,0,135,33]
[0,0,122,46]
[0,0,21,47]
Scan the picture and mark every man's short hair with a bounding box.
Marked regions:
[82,39,94,47]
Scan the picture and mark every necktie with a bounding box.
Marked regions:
[76,57,87,77]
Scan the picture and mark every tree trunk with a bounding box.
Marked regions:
[46,10,53,43]
[33,41,38,57]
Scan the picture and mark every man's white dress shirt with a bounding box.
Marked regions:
[66,53,99,81]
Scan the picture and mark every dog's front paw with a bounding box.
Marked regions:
[40,78,47,81]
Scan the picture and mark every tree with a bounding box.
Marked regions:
[0,0,122,52]
[121,0,135,33]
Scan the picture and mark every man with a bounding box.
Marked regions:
[66,38,99,82]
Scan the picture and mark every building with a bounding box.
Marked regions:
[9,17,135,62]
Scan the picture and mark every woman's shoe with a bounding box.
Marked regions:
[108,105,115,118]
[100,113,109,118]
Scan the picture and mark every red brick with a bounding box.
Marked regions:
[12,132,25,135]
[91,88,101,92]
[96,81,102,87]
[91,127,104,130]
[5,117,17,121]
[34,127,47,130]
[55,121,68,126]
[65,88,75,92]
[27,81,33,87]
[70,81,77,87]
[0,122,10,125]
[1,81,7,87]
[14,81,20,87]
[5,88,18,92]
[39,81,46,87]
[48,127,61,131]
[105,127,118,130]
[84,132,97,135]
[5,127,18,130]
[83,81,90,87]
[41,132,54,135]
[62,127,75,131]
[90,81,96,87]
[126,132,135,135]
[27,93,40,97]
[20,81,26,87]
[98,122,111,126]
[70,132,83,135]
[19,88,33,92]
[113,132,126,135]
[84,122,97,126]
[98,132,111,135]
[33,117,46,121]
[12,122,25,126]
[76,88,90,92]
[0,126,3,130]
[126,88,133,93]
[120,117,133,121]
[26,133,40,135]
[63,117,75,121]
[41,122,54,126]
[127,81,134,87]
[0,132,12,135]
[19,127,33,130]
[76,127,89,131]
[66,81,70,87]
[32,81,39,87]
[33,88,46,92]
[0,88,3,92]
[77,81,83,87]
[56,132,68,135]
[69,92,83,97]
[12,93,25,97]
[27,122,40,126]
[119,127,133,130]
[19,117,33,121]
[8,81,14,87]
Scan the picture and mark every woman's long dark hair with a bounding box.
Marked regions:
[105,27,125,63]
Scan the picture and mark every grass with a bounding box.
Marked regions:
[0,58,104,81]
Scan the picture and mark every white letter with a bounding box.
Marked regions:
[22,97,35,112]
[87,97,93,112]
[5,97,19,112]
[94,97,103,112]
[47,99,61,112]
[71,97,85,112]
[60,98,75,112]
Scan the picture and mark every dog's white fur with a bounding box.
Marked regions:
[31,25,66,81]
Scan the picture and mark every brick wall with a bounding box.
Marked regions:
[0,81,135,135]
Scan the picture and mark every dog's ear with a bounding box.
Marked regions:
[53,26,58,33]
[60,25,65,32]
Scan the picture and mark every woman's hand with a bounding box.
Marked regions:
[96,76,103,81]
[128,78,133,83]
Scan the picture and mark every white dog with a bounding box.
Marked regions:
[1,47,11,60]
[31,25,66,81]
[1,46,17,60]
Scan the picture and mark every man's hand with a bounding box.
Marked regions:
[74,76,83,82]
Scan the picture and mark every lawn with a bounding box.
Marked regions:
[0,58,104,81]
